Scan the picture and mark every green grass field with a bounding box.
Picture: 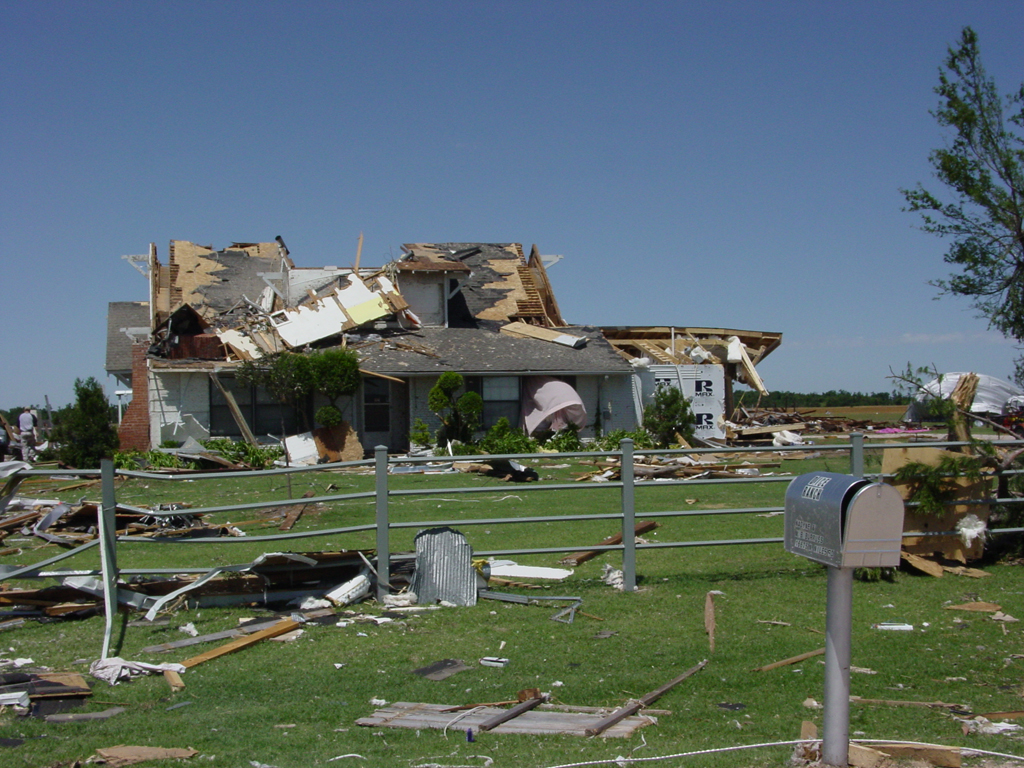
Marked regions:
[2,451,1022,768]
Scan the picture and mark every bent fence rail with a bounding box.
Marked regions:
[2,434,1023,657]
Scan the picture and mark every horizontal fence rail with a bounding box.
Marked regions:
[2,432,1023,657]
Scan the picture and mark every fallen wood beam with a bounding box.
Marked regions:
[585,659,708,737]
[560,521,659,566]
[754,647,825,672]
[179,618,300,669]
[477,695,544,731]
[849,696,963,709]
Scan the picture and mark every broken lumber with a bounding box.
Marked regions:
[499,321,586,348]
[560,521,659,566]
[754,647,825,672]
[585,659,708,737]
[863,743,961,768]
[179,617,300,669]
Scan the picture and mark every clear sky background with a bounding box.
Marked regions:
[2,1,1022,408]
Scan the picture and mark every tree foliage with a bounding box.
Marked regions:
[238,348,361,429]
[50,377,119,468]
[902,27,1024,380]
[642,384,695,447]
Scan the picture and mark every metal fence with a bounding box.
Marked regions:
[3,433,1024,657]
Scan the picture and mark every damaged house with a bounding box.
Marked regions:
[106,239,782,453]
[107,241,639,454]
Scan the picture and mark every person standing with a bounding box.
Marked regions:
[18,407,36,462]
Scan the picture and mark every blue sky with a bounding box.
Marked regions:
[2,1,1022,408]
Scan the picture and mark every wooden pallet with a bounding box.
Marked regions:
[356,701,655,738]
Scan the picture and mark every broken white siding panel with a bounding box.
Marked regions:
[269,274,404,347]
[634,365,726,441]
[149,370,212,448]
[270,293,351,347]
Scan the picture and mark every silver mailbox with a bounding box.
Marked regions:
[785,472,905,569]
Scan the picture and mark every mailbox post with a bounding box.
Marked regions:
[784,472,904,768]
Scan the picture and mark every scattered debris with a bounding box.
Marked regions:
[411,659,472,681]
[89,657,185,686]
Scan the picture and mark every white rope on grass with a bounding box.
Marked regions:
[539,737,1024,768]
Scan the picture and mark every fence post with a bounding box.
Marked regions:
[374,445,390,601]
[850,432,864,478]
[99,459,119,659]
[620,438,637,592]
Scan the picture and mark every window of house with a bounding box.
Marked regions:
[466,376,520,430]
[363,377,390,433]
[209,377,303,438]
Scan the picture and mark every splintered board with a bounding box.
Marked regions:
[356,702,655,738]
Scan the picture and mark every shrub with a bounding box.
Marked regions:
[592,428,657,452]
[201,438,284,468]
[540,426,583,453]
[409,418,432,448]
[315,405,344,429]
[427,372,482,444]
[642,384,695,447]
[477,418,538,455]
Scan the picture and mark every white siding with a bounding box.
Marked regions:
[576,374,635,436]
[149,370,211,448]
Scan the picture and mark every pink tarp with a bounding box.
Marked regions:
[522,377,587,435]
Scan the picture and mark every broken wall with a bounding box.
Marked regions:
[632,365,727,441]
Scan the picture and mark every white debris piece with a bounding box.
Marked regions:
[957,513,987,547]
[601,564,624,590]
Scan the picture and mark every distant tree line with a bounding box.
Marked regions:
[734,389,904,409]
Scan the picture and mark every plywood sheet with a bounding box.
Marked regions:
[356,701,655,738]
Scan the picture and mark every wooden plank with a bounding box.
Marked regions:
[209,372,259,447]
[500,321,586,348]
[179,618,299,668]
[872,744,961,767]
[754,647,825,672]
[163,669,185,692]
[560,521,659,565]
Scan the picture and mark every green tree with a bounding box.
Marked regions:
[901,27,1024,381]
[50,377,119,468]
[642,384,695,447]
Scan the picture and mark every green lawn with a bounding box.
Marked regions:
[1,451,1021,768]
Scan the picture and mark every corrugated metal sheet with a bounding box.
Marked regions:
[411,527,476,607]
